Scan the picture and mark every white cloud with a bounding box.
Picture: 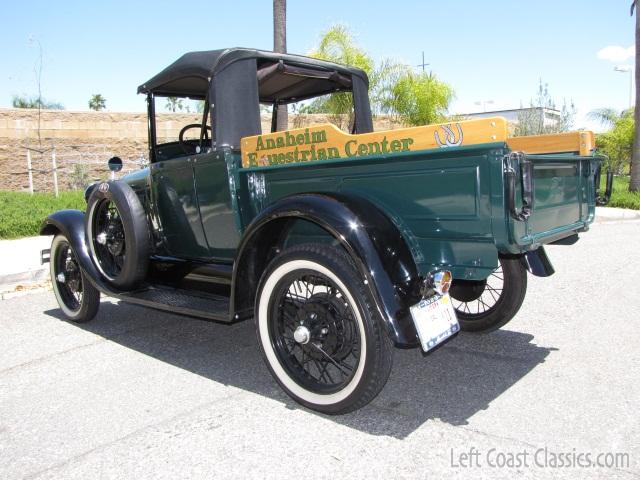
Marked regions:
[597,45,635,62]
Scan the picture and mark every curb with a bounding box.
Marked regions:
[0,235,52,295]
[594,207,640,223]
[1,268,49,286]
[1,281,52,300]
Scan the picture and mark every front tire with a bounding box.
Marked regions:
[50,234,100,322]
[255,244,393,415]
[449,255,527,332]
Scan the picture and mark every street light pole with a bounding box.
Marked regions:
[474,100,494,112]
[614,64,633,108]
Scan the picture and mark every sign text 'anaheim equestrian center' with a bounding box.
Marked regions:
[240,118,509,168]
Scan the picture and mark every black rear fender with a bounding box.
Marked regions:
[232,193,421,347]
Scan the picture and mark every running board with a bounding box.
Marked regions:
[115,286,232,322]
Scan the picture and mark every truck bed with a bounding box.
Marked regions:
[238,120,601,281]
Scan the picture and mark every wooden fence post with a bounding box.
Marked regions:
[26,149,34,194]
[52,148,59,197]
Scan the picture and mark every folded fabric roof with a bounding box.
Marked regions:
[137,48,368,103]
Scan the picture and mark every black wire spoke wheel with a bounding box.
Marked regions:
[449,255,527,333]
[90,199,127,281]
[85,181,150,290]
[270,272,361,394]
[53,240,84,311]
[256,244,393,414]
[50,234,100,323]
[451,264,504,316]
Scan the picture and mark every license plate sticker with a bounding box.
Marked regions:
[410,294,459,352]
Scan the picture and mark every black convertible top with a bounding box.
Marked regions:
[137,48,370,103]
[139,48,374,147]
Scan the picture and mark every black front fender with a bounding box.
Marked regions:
[232,193,421,347]
[40,210,119,295]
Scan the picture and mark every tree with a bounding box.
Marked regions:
[630,1,640,191]
[273,0,288,131]
[513,80,576,136]
[308,25,454,129]
[381,71,454,126]
[69,163,91,190]
[308,25,404,129]
[165,96,184,112]
[590,108,634,174]
[88,94,106,111]
[309,25,375,129]
[11,94,64,110]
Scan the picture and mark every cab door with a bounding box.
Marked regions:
[150,155,210,259]
[194,152,240,261]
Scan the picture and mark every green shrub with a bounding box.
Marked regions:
[69,164,92,190]
[601,175,640,210]
[0,190,85,239]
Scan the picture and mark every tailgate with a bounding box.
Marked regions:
[503,148,602,248]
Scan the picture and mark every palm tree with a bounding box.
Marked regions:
[88,94,106,111]
[589,107,624,126]
[631,1,640,191]
[273,0,288,130]
[165,96,183,112]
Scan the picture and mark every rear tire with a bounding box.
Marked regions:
[255,244,393,414]
[50,234,100,323]
[450,256,527,333]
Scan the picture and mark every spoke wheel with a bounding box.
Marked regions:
[54,240,84,311]
[50,234,100,322]
[449,255,527,333]
[256,244,393,415]
[270,272,361,395]
[89,198,127,282]
[85,181,150,290]
[451,265,504,316]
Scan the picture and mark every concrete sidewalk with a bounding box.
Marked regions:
[594,206,640,222]
[0,236,52,295]
[1,207,638,294]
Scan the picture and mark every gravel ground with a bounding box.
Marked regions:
[0,219,639,479]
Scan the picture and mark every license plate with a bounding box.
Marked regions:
[410,293,459,352]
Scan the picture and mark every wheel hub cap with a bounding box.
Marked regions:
[293,325,311,344]
[96,232,108,245]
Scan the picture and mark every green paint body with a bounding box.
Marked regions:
[125,142,602,280]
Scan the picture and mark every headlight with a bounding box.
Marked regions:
[84,182,98,203]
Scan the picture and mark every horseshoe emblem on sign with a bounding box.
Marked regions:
[434,123,464,148]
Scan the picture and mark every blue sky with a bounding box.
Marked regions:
[1,0,635,131]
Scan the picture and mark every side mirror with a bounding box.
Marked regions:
[108,156,123,172]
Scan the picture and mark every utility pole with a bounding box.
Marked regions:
[416,51,429,72]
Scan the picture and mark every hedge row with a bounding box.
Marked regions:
[0,190,85,239]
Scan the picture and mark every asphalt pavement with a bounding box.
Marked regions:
[0,219,639,479]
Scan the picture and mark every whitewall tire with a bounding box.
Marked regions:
[255,243,392,414]
[50,234,100,323]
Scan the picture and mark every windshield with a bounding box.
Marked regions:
[152,96,212,162]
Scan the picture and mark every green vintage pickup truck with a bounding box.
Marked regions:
[41,48,608,414]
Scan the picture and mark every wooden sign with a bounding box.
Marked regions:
[506,131,595,156]
[240,117,509,168]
